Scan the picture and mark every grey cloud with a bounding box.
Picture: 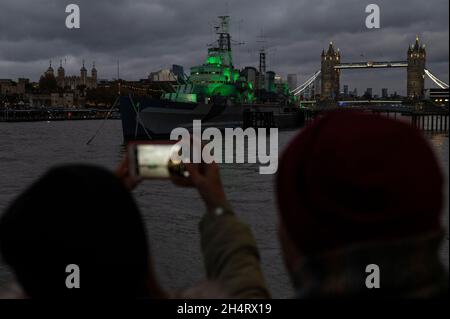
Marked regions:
[0,0,448,95]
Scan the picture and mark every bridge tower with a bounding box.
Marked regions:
[321,42,341,99]
[407,36,426,99]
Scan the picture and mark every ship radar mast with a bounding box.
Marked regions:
[218,15,230,34]
[217,16,232,53]
[206,15,234,67]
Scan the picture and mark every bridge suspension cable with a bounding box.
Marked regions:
[289,68,448,96]
[291,70,321,96]
[424,69,449,89]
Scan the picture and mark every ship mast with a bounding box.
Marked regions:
[216,16,233,67]
[218,15,231,50]
[257,32,268,91]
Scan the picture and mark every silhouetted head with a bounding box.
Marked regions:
[277,111,444,266]
[0,165,162,298]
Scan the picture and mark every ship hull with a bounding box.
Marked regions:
[119,96,244,140]
[119,96,304,140]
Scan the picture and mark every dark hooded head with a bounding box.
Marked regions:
[277,111,444,255]
[0,165,159,298]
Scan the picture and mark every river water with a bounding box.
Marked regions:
[0,120,448,298]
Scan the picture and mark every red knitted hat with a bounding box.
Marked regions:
[276,111,444,254]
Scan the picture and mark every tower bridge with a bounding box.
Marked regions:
[291,36,449,100]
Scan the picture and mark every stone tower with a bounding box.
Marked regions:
[321,42,341,99]
[57,60,65,88]
[91,62,98,86]
[45,60,54,77]
[407,36,426,99]
[80,59,87,86]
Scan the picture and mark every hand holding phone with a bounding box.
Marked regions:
[126,141,229,214]
[115,155,142,190]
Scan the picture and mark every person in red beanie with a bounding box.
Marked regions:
[277,110,448,298]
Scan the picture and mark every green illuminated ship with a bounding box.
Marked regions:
[119,16,300,139]
[163,16,255,105]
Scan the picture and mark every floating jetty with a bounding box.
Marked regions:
[300,105,449,134]
[243,106,304,129]
[0,108,120,122]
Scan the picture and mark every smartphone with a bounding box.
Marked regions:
[128,141,187,179]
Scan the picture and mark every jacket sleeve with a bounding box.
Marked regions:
[199,212,271,299]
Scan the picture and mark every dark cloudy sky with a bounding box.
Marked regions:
[0,0,448,95]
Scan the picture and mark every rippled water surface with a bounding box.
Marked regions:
[0,120,448,298]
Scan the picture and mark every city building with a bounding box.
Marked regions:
[382,88,388,99]
[0,78,28,95]
[429,88,449,106]
[274,74,283,84]
[171,65,185,82]
[46,60,98,90]
[343,85,349,96]
[241,67,258,90]
[265,71,276,92]
[28,94,51,107]
[391,91,399,99]
[149,69,178,82]
[50,92,75,108]
[29,91,85,108]
[287,74,298,91]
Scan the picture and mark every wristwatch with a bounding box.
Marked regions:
[211,204,234,216]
